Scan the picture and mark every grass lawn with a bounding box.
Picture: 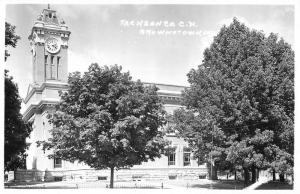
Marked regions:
[5,180,164,189]
[255,181,293,190]
[4,179,256,190]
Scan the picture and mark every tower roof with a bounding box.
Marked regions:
[29,5,70,40]
[35,5,67,27]
[40,8,60,25]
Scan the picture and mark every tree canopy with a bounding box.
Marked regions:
[5,22,31,172]
[5,70,32,171]
[39,64,168,188]
[173,18,294,184]
[5,22,20,61]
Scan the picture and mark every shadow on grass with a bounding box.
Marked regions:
[5,182,45,186]
[255,181,293,190]
[6,186,76,189]
[4,181,77,189]
[113,187,162,189]
[190,180,245,190]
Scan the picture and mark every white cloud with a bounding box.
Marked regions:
[55,5,120,23]
[100,5,121,23]
[217,16,253,29]
[217,15,275,34]
[133,5,150,15]
[68,47,122,74]
[68,49,91,73]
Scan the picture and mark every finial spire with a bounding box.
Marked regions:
[47,4,50,9]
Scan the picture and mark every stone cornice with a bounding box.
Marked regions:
[22,100,60,121]
[24,82,69,104]
[143,82,188,89]
[32,26,71,36]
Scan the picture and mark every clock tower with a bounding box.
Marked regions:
[28,7,70,84]
[23,6,71,171]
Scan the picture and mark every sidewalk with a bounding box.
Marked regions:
[243,177,270,190]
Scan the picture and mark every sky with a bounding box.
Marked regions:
[4,4,295,104]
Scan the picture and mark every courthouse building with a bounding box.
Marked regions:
[17,7,207,182]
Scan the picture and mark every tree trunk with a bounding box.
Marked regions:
[110,167,114,188]
[243,168,250,187]
[234,170,237,180]
[273,169,276,181]
[251,166,256,183]
[207,163,218,180]
[279,173,285,182]
[256,169,259,181]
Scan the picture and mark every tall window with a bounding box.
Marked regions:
[45,55,48,79]
[183,147,191,166]
[168,147,176,166]
[50,55,54,64]
[50,55,54,79]
[57,56,60,79]
[57,56,60,65]
[184,153,191,166]
[44,55,48,64]
[168,153,176,166]
[54,157,62,168]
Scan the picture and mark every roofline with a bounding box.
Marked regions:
[22,100,59,121]
[24,82,68,104]
[142,82,189,88]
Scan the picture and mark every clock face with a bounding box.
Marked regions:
[45,37,60,53]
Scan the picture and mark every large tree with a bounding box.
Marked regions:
[39,64,167,188]
[5,22,31,171]
[5,70,32,171]
[174,18,294,184]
